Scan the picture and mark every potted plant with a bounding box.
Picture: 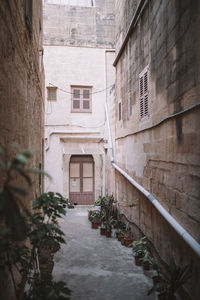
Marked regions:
[150,258,162,286]
[147,255,193,300]
[141,249,153,270]
[124,228,134,247]
[132,236,148,266]
[90,210,100,229]
[100,223,106,235]
[115,228,125,241]
[105,216,115,238]
[88,210,93,221]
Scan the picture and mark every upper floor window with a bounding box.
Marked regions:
[139,66,150,119]
[71,86,92,113]
[44,0,94,7]
[47,86,57,101]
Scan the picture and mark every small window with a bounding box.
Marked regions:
[139,66,149,119]
[47,87,57,101]
[119,102,122,121]
[71,86,92,112]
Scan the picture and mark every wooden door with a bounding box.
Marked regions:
[69,155,94,205]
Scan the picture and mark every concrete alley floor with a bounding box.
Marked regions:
[53,206,155,300]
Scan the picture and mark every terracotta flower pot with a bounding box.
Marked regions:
[152,275,161,286]
[91,222,99,229]
[124,237,133,247]
[105,230,112,238]
[121,237,125,245]
[100,228,106,235]
[134,255,142,266]
[51,242,60,253]
[143,262,150,270]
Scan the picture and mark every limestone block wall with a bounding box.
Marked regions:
[0,0,44,205]
[0,1,44,299]
[43,0,115,48]
[114,0,200,298]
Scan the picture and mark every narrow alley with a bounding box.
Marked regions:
[53,206,154,300]
[0,0,200,300]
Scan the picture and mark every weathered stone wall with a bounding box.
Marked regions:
[0,0,44,298]
[115,0,139,53]
[114,0,200,298]
[43,0,115,48]
[0,0,44,204]
[0,0,44,295]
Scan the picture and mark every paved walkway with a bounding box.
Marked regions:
[53,206,155,300]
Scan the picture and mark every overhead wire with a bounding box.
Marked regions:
[48,83,115,95]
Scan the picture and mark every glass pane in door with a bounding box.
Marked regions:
[83,178,93,192]
[70,178,80,192]
[83,163,93,177]
[70,163,80,192]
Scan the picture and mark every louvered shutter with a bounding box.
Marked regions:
[139,68,149,118]
[72,88,80,109]
[139,76,144,118]
[83,88,90,109]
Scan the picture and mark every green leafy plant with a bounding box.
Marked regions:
[29,192,67,250]
[0,145,71,299]
[115,228,125,241]
[95,195,115,233]
[0,145,48,241]
[105,216,115,232]
[0,145,50,297]
[88,210,95,222]
[140,249,153,269]
[24,272,71,300]
[90,210,100,223]
[148,255,193,299]
[132,236,148,257]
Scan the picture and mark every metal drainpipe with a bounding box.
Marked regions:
[103,60,200,257]
[104,50,114,162]
[111,163,200,258]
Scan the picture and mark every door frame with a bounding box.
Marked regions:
[69,155,94,205]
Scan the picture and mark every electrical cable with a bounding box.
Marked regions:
[48,83,115,95]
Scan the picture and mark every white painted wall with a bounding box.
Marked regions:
[44,45,115,200]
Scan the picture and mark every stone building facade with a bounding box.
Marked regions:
[0,0,44,200]
[43,0,115,204]
[109,0,200,299]
[0,0,44,299]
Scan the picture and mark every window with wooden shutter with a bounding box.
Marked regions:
[73,88,80,109]
[71,86,92,112]
[47,87,57,101]
[139,66,149,119]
